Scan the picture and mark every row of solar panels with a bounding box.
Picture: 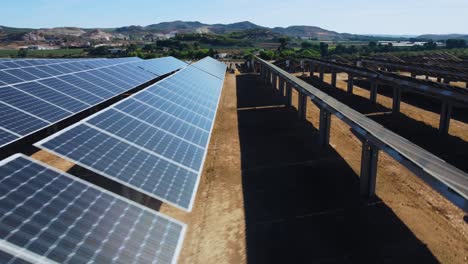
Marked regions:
[0,56,187,148]
[0,57,227,263]
[37,57,227,211]
[0,58,126,70]
[0,58,142,84]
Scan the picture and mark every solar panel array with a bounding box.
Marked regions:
[36,57,226,211]
[0,56,187,148]
[0,154,186,264]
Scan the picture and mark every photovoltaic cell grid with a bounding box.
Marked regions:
[0,57,144,87]
[0,154,186,264]
[36,57,226,211]
[0,58,140,72]
[0,56,187,148]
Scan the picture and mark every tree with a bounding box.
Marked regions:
[17,49,28,58]
[319,42,328,57]
[446,39,466,49]
[259,50,275,60]
[301,41,313,49]
[278,37,289,51]
[423,41,437,49]
[368,41,377,49]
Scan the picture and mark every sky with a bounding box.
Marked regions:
[1,0,467,35]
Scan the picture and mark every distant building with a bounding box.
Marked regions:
[109,48,126,54]
[27,45,58,50]
[215,53,228,59]
[377,41,445,47]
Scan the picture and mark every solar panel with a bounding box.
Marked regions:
[0,58,143,87]
[189,56,227,79]
[0,247,34,264]
[0,154,186,264]
[0,129,19,148]
[36,57,225,211]
[0,57,187,148]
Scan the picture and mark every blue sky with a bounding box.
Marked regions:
[1,0,467,35]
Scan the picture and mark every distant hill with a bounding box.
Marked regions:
[1,21,467,43]
[271,25,354,40]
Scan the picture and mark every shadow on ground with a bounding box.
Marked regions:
[237,74,438,263]
[302,76,468,173]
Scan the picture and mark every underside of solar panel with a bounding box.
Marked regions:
[36,57,227,211]
[0,154,186,264]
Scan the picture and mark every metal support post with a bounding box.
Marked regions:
[370,82,378,103]
[347,74,354,93]
[319,66,325,82]
[331,70,337,88]
[360,140,379,199]
[392,87,401,113]
[285,83,292,106]
[318,107,331,147]
[439,101,452,135]
[279,78,285,96]
[298,92,307,120]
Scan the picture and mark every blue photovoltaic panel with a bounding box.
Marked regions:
[38,124,199,210]
[0,103,49,136]
[0,129,18,148]
[87,109,205,170]
[0,154,186,264]
[0,71,23,84]
[189,56,226,79]
[1,56,187,148]
[38,78,103,105]
[58,74,116,99]
[0,249,33,264]
[20,67,52,79]
[0,58,140,87]
[115,99,210,147]
[0,87,70,122]
[4,69,39,82]
[36,57,226,211]
[13,82,89,113]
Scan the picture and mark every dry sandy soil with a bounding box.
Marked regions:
[32,69,467,263]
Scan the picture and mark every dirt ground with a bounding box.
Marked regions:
[31,69,467,263]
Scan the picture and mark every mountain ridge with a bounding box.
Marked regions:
[1,21,467,41]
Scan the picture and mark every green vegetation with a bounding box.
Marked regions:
[174,33,252,47]
[0,48,85,58]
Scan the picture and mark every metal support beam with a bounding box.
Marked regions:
[347,74,354,93]
[370,82,378,104]
[298,92,308,120]
[319,66,325,82]
[331,71,337,88]
[285,83,292,106]
[279,78,285,96]
[439,101,453,135]
[437,77,442,83]
[360,140,379,199]
[310,63,315,77]
[318,107,331,147]
[392,87,401,113]
[272,74,277,89]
